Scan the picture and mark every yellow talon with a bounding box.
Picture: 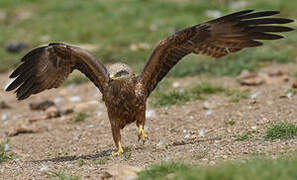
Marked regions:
[112,141,124,156]
[138,125,148,142]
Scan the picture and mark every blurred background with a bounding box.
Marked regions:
[0,0,296,79]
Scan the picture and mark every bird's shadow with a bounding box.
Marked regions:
[29,137,221,163]
[30,149,114,163]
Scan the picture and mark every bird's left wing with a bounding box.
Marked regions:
[138,10,294,97]
[6,43,109,100]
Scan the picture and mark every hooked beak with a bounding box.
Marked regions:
[109,74,116,83]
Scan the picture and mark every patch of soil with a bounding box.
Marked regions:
[0,64,297,179]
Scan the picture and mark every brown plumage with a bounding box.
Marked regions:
[6,10,294,155]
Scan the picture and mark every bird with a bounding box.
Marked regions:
[6,10,294,156]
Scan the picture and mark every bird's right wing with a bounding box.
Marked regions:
[6,43,109,100]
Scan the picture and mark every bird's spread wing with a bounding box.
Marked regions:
[6,43,109,100]
[138,10,294,97]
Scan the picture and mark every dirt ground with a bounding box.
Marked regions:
[0,63,297,179]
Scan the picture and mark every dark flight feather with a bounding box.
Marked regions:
[138,10,294,97]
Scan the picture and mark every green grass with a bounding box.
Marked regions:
[93,156,109,165]
[137,155,297,180]
[152,82,225,107]
[71,112,89,123]
[264,122,297,140]
[63,74,88,86]
[45,169,81,180]
[225,89,250,103]
[152,82,249,107]
[0,140,12,163]
[235,132,252,141]
[0,0,296,77]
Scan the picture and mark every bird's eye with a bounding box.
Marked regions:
[115,70,129,77]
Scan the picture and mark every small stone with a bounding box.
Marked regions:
[4,41,28,53]
[40,166,49,172]
[251,126,257,130]
[146,109,156,119]
[199,129,205,137]
[250,91,260,99]
[157,140,166,147]
[4,144,9,151]
[172,82,180,88]
[292,79,297,89]
[0,101,11,109]
[87,124,94,128]
[184,132,191,139]
[29,100,55,111]
[53,97,63,103]
[97,111,103,117]
[205,110,213,116]
[287,92,293,99]
[69,96,81,102]
[1,113,8,121]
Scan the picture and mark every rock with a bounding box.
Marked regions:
[199,129,205,137]
[205,110,213,116]
[29,100,55,111]
[101,171,112,179]
[203,101,216,110]
[237,71,265,86]
[1,113,9,121]
[69,96,81,102]
[292,79,297,89]
[7,127,36,137]
[145,109,156,119]
[172,82,180,88]
[39,166,49,172]
[4,41,28,53]
[250,91,260,99]
[29,106,61,123]
[105,166,142,180]
[0,101,11,109]
[45,106,60,118]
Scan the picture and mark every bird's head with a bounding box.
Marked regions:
[107,63,133,83]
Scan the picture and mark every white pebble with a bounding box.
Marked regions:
[53,97,63,103]
[250,91,260,99]
[4,144,9,151]
[97,111,103,117]
[199,129,205,137]
[184,133,191,139]
[1,113,8,121]
[40,166,49,172]
[69,96,81,102]
[145,109,156,119]
[157,140,166,147]
[205,110,213,116]
[251,126,257,130]
[172,82,180,88]
[287,92,293,99]
[87,124,94,128]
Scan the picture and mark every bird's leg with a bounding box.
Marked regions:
[136,109,148,143]
[111,125,124,156]
[137,125,148,143]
